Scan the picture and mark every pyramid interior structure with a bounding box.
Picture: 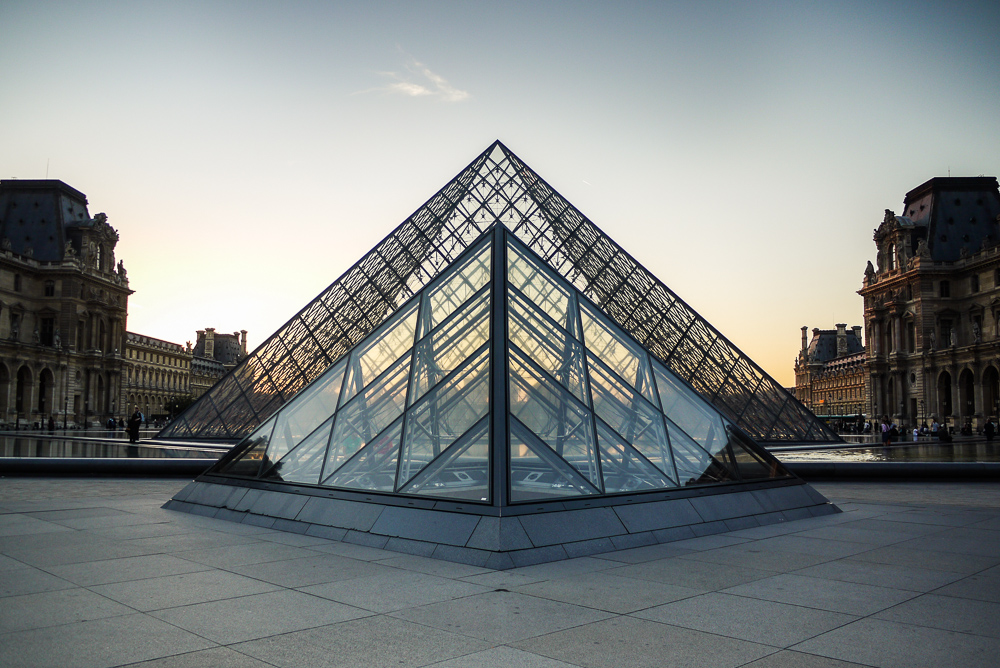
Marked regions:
[159,141,839,446]
[167,149,838,567]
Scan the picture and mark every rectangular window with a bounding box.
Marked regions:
[941,319,954,347]
[940,280,950,298]
[972,275,980,293]
[44,281,55,297]
[40,318,54,347]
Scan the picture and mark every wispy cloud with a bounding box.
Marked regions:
[358,54,470,102]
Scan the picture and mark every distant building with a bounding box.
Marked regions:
[794,324,868,430]
[123,333,192,420]
[0,179,131,427]
[190,328,247,398]
[859,176,1000,431]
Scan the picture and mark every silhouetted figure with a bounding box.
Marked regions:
[128,407,143,444]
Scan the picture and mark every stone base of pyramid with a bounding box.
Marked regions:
[164,477,838,569]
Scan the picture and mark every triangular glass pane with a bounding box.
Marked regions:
[409,289,490,406]
[265,359,346,465]
[340,300,419,408]
[398,347,490,488]
[596,420,676,493]
[508,346,601,489]
[323,355,410,480]
[510,418,600,502]
[398,418,490,502]
[322,418,403,491]
[215,414,276,477]
[726,426,791,480]
[261,415,334,484]
[666,418,737,485]
[507,242,575,334]
[587,352,674,479]
[420,239,491,336]
[652,359,728,455]
[580,302,657,406]
[508,289,586,402]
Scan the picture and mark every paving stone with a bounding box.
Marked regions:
[392,590,614,643]
[300,567,489,613]
[233,614,490,668]
[793,618,999,668]
[150,589,370,644]
[634,591,857,647]
[512,615,774,668]
[0,613,214,668]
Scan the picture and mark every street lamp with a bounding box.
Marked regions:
[63,396,68,430]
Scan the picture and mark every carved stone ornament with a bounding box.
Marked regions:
[1,238,10,251]
[64,241,76,257]
[960,246,970,259]
[916,238,930,257]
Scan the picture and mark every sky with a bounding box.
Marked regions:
[3,0,999,387]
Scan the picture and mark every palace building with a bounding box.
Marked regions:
[860,176,1000,431]
[794,324,868,431]
[0,180,131,428]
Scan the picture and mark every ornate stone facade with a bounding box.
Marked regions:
[0,180,131,427]
[123,333,192,421]
[794,324,868,430]
[860,176,1000,431]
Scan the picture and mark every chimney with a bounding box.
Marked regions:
[240,330,248,355]
[836,323,847,356]
[205,327,215,360]
[801,326,808,352]
[852,325,863,346]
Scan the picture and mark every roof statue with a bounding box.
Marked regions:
[165,143,837,567]
[159,141,838,445]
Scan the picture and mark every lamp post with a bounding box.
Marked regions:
[63,396,68,430]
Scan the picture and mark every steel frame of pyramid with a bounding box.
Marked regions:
[159,141,838,445]
[166,223,838,569]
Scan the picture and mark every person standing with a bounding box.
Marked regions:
[881,415,892,446]
[986,418,996,443]
[128,406,143,444]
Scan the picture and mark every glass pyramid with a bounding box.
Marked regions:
[159,141,837,444]
[206,225,793,505]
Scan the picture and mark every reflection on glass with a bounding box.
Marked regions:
[323,356,410,480]
[510,418,599,502]
[596,421,676,493]
[666,418,735,485]
[400,418,489,501]
[588,355,675,480]
[509,347,600,489]
[323,418,403,491]
[653,359,727,454]
[421,241,491,336]
[265,360,346,465]
[507,244,574,333]
[508,290,586,402]
[340,302,418,407]
[580,303,656,406]
[399,348,490,488]
[727,427,788,479]
[410,291,490,405]
[217,415,275,477]
[261,415,333,484]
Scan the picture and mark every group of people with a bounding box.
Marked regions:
[105,408,147,443]
[878,415,999,445]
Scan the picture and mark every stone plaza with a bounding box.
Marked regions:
[1,476,998,668]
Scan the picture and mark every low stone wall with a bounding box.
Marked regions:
[164,480,837,569]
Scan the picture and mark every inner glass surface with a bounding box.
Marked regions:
[213,227,789,506]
